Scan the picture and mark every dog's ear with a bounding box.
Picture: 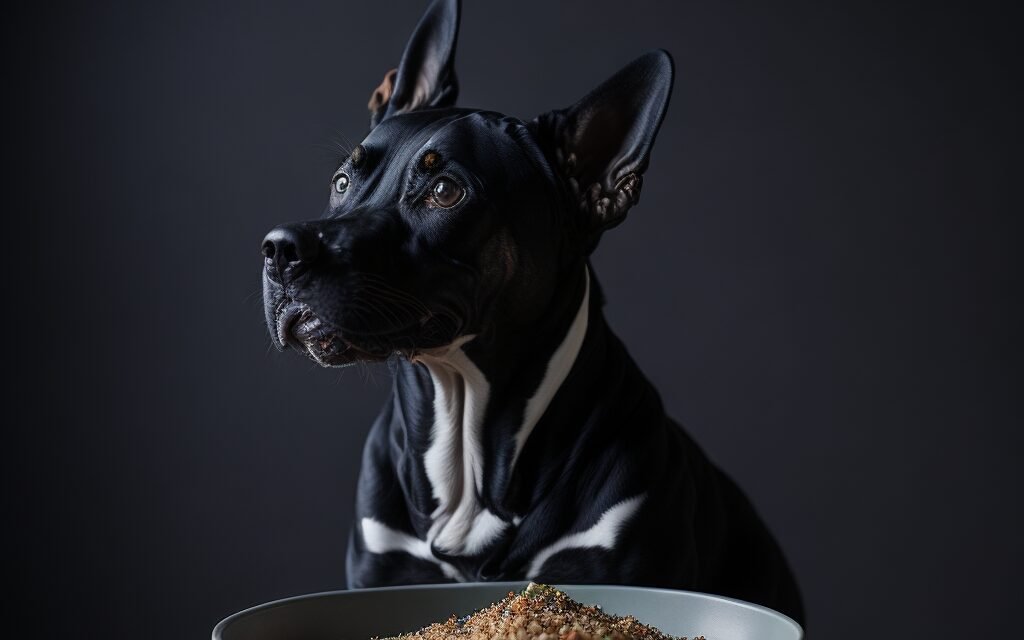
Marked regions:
[532,51,674,245]
[368,0,460,128]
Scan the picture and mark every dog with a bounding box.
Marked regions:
[261,0,804,624]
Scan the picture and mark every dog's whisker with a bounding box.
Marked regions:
[244,287,265,305]
[351,273,434,314]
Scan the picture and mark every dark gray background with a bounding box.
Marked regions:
[5,0,1020,638]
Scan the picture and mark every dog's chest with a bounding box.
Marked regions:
[357,273,655,580]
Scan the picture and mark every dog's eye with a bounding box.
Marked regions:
[334,173,350,194]
[428,178,464,208]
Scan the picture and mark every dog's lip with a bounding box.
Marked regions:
[275,301,373,365]
[276,301,340,352]
[276,301,309,350]
[273,298,447,365]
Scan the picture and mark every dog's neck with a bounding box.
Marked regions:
[392,265,596,556]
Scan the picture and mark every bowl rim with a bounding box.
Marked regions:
[212,582,803,640]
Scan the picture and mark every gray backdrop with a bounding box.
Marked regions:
[6,0,1020,638]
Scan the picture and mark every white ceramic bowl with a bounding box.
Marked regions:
[213,582,802,640]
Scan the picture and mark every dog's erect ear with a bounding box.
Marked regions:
[532,51,674,243]
[368,0,460,128]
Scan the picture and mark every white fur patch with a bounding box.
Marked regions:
[511,269,591,472]
[417,341,503,555]
[462,509,510,556]
[525,493,646,579]
[360,517,462,580]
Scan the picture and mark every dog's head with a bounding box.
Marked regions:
[262,0,673,367]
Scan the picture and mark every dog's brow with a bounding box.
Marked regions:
[357,116,460,200]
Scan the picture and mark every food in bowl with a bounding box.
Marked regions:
[380,583,704,640]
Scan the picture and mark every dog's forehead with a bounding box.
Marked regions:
[363,109,538,173]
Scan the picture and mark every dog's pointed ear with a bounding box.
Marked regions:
[368,0,460,128]
[532,50,674,244]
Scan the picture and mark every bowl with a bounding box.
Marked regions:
[213,582,802,640]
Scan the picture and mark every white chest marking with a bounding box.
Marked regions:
[511,269,590,472]
[526,493,646,579]
[417,340,509,555]
[360,517,462,580]
[462,508,510,556]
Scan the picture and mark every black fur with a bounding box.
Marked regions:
[261,0,804,624]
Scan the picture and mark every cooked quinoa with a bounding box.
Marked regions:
[378,583,703,640]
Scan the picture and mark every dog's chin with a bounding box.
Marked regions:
[275,301,392,367]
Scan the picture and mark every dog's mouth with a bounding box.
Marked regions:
[275,301,389,367]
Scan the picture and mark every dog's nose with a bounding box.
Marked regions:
[262,224,320,279]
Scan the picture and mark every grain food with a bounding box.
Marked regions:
[378,583,703,640]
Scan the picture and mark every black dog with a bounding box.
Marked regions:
[261,0,803,623]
